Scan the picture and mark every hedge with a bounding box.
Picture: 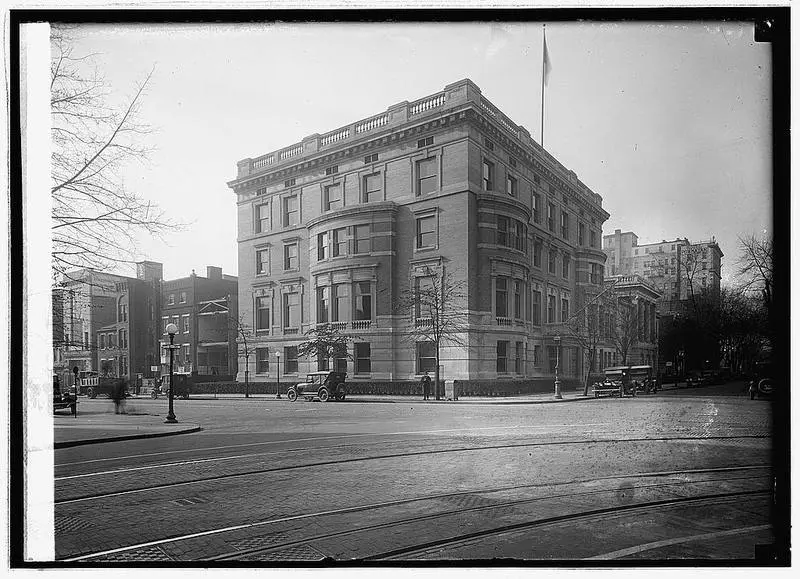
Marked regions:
[187,378,582,397]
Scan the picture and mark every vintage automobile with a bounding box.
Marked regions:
[628,365,657,394]
[748,361,775,401]
[152,372,192,399]
[84,376,130,399]
[287,371,346,402]
[592,367,624,398]
[53,375,77,416]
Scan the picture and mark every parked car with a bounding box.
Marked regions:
[748,362,775,400]
[686,371,711,388]
[152,373,192,399]
[288,371,346,402]
[85,377,130,399]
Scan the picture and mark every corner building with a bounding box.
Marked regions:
[228,79,609,389]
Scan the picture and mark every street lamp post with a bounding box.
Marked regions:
[275,351,281,398]
[165,323,179,423]
[554,335,562,399]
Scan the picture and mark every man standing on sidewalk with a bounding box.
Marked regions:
[421,372,431,400]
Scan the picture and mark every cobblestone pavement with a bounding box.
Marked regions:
[51,382,784,564]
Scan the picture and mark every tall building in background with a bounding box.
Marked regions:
[160,266,239,380]
[603,229,723,314]
[227,79,612,389]
[53,262,163,386]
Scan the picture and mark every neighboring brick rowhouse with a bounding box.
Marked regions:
[228,79,612,386]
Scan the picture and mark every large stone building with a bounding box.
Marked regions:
[160,266,239,379]
[53,261,163,386]
[603,230,723,313]
[227,79,614,389]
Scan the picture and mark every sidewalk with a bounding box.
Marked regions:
[53,407,200,449]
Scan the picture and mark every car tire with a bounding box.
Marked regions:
[335,388,346,401]
[182,392,189,400]
[319,387,330,402]
[288,390,297,402]
[87,387,96,399]
[150,390,158,399]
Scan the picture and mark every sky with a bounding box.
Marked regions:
[65,21,772,284]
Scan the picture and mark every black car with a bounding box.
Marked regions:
[288,371,346,402]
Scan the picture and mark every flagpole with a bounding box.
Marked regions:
[541,24,546,148]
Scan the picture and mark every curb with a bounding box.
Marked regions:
[54,424,202,449]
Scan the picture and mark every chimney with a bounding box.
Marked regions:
[207,266,222,280]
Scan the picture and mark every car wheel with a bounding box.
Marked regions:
[288,390,297,402]
[335,388,346,401]
[150,390,157,399]
[319,387,330,402]
[87,387,96,399]
[182,392,189,400]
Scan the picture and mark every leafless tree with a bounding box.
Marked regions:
[50,27,176,282]
[737,234,773,311]
[565,293,605,396]
[607,294,641,366]
[394,267,468,399]
[228,314,255,398]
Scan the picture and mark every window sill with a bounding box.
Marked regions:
[414,246,438,253]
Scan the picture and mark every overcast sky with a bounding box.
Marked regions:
[65,21,772,283]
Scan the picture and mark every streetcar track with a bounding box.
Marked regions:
[371,491,770,561]
[59,469,770,562]
[55,434,771,503]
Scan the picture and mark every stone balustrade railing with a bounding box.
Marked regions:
[351,320,372,330]
[496,317,513,326]
[321,128,351,146]
[355,113,388,134]
[280,144,303,161]
[415,317,433,328]
[409,92,446,116]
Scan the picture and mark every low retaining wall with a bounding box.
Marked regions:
[188,378,583,397]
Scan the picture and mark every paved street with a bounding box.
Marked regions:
[53,381,781,563]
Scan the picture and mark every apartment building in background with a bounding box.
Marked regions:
[53,261,163,385]
[160,266,239,379]
[603,229,723,314]
[228,79,613,388]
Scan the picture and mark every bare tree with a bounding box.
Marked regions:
[607,295,641,366]
[565,297,604,396]
[50,27,176,281]
[297,324,359,372]
[394,267,468,399]
[737,234,773,311]
[229,315,255,398]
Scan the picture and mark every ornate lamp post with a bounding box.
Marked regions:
[165,323,179,423]
[275,350,281,398]
[554,335,562,399]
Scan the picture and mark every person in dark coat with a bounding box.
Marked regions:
[111,380,126,414]
[421,372,431,400]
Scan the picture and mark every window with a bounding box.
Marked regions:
[317,352,329,371]
[547,295,556,323]
[171,315,179,328]
[168,294,175,305]
[417,136,434,148]
[182,344,190,366]
[560,211,569,240]
[364,153,379,164]
[495,277,508,317]
[182,314,190,334]
[107,333,115,348]
[333,284,350,322]
[416,342,436,373]
[100,334,106,349]
[417,157,437,195]
[324,183,342,211]
[333,345,348,374]
[497,341,508,373]
[285,178,295,188]
[562,254,570,279]
[283,195,298,226]
[283,243,299,271]
[120,356,128,376]
[533,242,542,268]
[415,277,434,319]
[255,296,270,331]
[561,298,569,323]
[84,332,89,350]
[533,344,541,366]
[333,227,348,257]
[363,173,381,202]
[179,291,187,304]
[256,348,269,373]
[353,224,371,254]
[317,232,328,261]
[354,281,372,320]
[533,194,541,223]
[316,287,329,323]
[514,281,523,320]
[482,160,494,190]
[548,250,556,274]
[284,346,298,373]
[162,317,169,334]
[256,248,269,275]
[325,165,339,175]
[506,174,517,197]
[256,203,270,233]
[283,292,300,329]
[515,342,523,374]
[416,215,436,249]
[532,290,542,325]
[579,222,585,246]
[496,215,508,246]
[355,343,371,374]
[591,263,603,284]
[547,203,555,232]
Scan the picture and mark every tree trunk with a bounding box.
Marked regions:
[583,350,595,396]
[435,345,441,400]
[244,356,249,398]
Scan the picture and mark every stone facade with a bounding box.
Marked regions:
[228,79,610,385]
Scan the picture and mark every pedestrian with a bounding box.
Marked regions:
[111,380,126,414]
[421,372,431,400]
